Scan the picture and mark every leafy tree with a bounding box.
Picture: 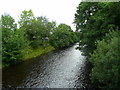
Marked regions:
[18,10,36,28]
[2,10,78,67]
[2,14,17,38]
[36,16,56,41]
[74,2,120,57]
[2,14,28,66]
[90,30,120,89]
[50,24,78,48]
[74,2,120,89]
[20,15,56,48]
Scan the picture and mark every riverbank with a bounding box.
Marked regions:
[3,44,89,88]
[23,44,55,60]
[2,44,55,68]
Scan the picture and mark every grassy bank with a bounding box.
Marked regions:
[24,44,55,60]
[2,44,55,68]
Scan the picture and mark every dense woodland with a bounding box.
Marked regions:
[2,10,79,67]
[74,2,120,89]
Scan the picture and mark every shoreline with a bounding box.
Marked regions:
[2,45,55,68]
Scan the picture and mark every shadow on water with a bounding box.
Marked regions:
[2,44,93,89]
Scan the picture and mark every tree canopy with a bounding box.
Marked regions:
[74,2,120,56]
[74,2,120,89]
[2,10,79,66]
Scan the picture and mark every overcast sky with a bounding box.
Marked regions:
[1,0,81,30]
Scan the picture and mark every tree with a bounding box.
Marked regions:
[74,2,120,57]
[19,15,56,48]
[90,30,120,89]
[74,2,120,89]
[2,14,17,38]
[50,24,78,48]
[18,10,36,28]
[2,14,28,66]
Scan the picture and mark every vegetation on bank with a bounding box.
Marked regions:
[74,2,120,89]
[50,24,79,48]
[1,10,79,67]
[23,44,55,60]
[90,30,120,89]
[2,44,54,68]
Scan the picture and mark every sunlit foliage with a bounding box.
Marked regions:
[2,10,78,66]
[50,24,78,48]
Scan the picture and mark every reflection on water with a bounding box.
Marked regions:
[2,44,92,88]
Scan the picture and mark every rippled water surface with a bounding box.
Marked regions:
[2,44,91,88]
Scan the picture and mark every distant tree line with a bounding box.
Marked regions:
[74,2,120,89]
[1,10,79,67]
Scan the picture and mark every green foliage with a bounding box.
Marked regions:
[2,14,17,31]
[90,30,120,89]
[20,15,56,48]
[50,24,78,48]
[18,10,36,27]
[18,10,57,49]
[2,14,17,38]
[74,2,120,89]
[2,30,28,65]
[2,10,77,67]
[24,44,55,60]
[2,14,28,66]
[74,2,120,56]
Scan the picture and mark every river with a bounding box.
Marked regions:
[2,44,92,89]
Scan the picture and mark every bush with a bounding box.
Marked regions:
[2,29,28,66]
[90,30,120,89]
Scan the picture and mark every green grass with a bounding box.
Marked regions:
[23,44,55,60]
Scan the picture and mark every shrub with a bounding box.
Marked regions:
[90,30,120,89]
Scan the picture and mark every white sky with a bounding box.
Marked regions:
[0,0,81,31]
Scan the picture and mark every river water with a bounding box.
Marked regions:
[2,44,92,88]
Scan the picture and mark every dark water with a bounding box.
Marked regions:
[2,44,92,88]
